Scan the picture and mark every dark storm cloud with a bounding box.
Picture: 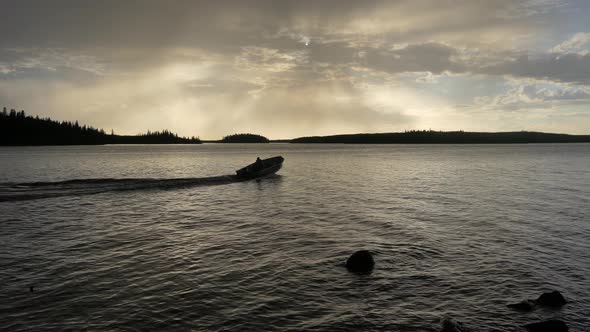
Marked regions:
[0,0,580,85]
[481,53,590,85]
[0,0,558,49]
[359,42,590,85]
[0,0,372,48]
[0,0,565,74]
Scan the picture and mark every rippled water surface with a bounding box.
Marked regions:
[1,144,589,331]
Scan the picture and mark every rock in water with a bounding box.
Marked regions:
[507,300,536,311]
[440,318,470,332]
[535,291,567,307]
[524,319,568,332]
[345,250,375,273]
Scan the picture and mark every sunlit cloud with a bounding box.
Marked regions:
[550,32,590,55]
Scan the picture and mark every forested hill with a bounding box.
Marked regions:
[0,108,201,145]
[220,133,270,143]
[291,130,590,144]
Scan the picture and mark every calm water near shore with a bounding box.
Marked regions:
[1,144,589,331]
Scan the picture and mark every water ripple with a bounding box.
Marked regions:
[1,144,589,331]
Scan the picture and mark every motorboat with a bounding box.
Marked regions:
[236,156,284,180]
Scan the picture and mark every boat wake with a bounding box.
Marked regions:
[0,175,239,202]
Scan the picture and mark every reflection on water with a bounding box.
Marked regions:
[0,144,589,331]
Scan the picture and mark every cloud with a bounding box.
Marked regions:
[550,32,590,54]
[480,53,590,84]
[364,42,465,75]
[235,47,308,73]
[474,82,590,111]
[534,86,590,101]
[0,48,105,77]
[0,0,562,50]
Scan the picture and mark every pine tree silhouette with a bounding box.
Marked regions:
[0,107,202,145]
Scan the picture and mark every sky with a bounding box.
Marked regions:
[1,0,590,139]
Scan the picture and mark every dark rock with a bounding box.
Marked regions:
[440,318,470,332]
[345,250,374,273]
[524,319,568,332]
[535,291,567,307]
[507,300,536,311]
[508,291,566,312]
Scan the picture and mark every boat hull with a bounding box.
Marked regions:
[236,156,284,180]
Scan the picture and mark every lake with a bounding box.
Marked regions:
[1,144,589,331]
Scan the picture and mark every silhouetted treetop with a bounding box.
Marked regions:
[0,107,202,146]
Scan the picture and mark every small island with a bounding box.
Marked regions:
[0,108,201,146]
[220,133,270,143]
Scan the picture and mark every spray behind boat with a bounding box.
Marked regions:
[0,156,285,202]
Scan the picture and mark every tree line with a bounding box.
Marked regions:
[291,130,590,144]
[0,107,201,145]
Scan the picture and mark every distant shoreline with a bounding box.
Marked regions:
[3,133,590,146]
[3,108,590,145]
[289,131,590,144]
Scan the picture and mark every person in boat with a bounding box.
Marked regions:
[254,157,263,170]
